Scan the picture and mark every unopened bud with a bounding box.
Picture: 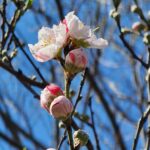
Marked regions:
[58,121,65,128]
[65,49,87,75]
[73,129,89,147]
[110,9,120,21]
[132,22,145,32]
[31,75,36,81]
[143,33,150,45]
[121,28,132,34]
[50,96,73,120]
[40,84,63,111]
[146,68,150,81]
[2,56,9,63]
[131,5,141,14]
[10,49,18,58]
[2,49,7,56]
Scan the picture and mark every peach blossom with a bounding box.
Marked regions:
[64,11,108,49]
[40,84,63,111]
[28,23,67,62]
[50,96,73,120]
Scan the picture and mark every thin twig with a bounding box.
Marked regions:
[65,76,71,99]
[55,0,64,20]
[1,0,7,49]
[145,127,150,150]
[66,123,74,150]
[0,10,47,83]
[57,129,67,150]
[89,97,101,150]
[111,0,148,69]
[132,106,150,150]
[73,68,87,113]
[0,61,46,88]
[86,69,126,150]
[64,71,74,150]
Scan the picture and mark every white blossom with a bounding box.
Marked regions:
[65,11,108,49]
[28,24,67,62]
[65,11,91,40]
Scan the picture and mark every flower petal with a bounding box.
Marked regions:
[86,35,108,49]
[38,27,55,43]
[53,23,67,46]
[65,11,91,39]
[28,43,59,62]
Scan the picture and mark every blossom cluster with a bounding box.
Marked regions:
[28,11,108,62]
[41,84,73,120]
[28,11,108,120]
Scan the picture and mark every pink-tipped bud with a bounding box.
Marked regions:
[132,22,145,32]
[50,96,73,120]
[65,49,87,74]
[40,84,64,111]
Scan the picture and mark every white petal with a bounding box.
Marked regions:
[28,43,43,52]
[53,23,67,46]
[70,20,90,39]
[46,148,56,150]
[28,43,59,62]
[65,11,91,39]
[65,12,108,49]
[86,34,108,49]
[65,11,75,22]
[38,27,55,43]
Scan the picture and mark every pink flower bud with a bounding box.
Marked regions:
[65,49,87,74]
[50,96,73,120]
[132,22,145,32]
[40,84,64,111]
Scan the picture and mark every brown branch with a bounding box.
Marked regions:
[133,2,150,29]
[0,61,46,88]
[86,69,126,150]
[55,0,64,20]
[112,5,148,69]
[1,0,7,49]
[0,110,45,149]
[73,69,87,114]
[119,33,148,69]
[0,10,47,83]
[145,126,150,150]
[31,6,52,24]
[57,129,67,150]
[0,131,24,149]
[132,106,150,150]
[88,97,101,150]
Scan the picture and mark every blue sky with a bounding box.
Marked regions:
[0,0,150,150]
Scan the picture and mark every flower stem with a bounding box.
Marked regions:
[65,75,71,99]
[64,73,74,150]
[66,120,74,150]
